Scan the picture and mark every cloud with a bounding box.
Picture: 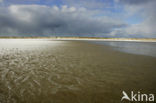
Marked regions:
[0,4,126,37]
[111,0,156,38]
[118,0,155,5]
[62,0,112,9]
[0,0,3,3]
[0,1,155,38]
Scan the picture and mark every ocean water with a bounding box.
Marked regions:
[92,41,156,57]
[0,39,156,103]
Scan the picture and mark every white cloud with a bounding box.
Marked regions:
[111,0,156,38]
[0,5,125,37]
[0,0,3,3]
[0,0,155,38]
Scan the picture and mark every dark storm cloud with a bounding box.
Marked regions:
[0,5,126,37]
[119,0,155,5]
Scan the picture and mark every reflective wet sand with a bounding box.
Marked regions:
[0,39,156,103]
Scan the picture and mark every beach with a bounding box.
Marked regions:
[0,39,156,103]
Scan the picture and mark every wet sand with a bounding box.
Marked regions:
[0,40,156,103]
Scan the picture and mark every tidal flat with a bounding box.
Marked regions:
[0,39,156,103]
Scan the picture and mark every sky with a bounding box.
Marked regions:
[0,0,155,38]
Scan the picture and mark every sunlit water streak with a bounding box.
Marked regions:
[92,41,156,57]
[0,39,64,52]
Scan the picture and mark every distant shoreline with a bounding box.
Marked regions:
[0,37,156,42]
